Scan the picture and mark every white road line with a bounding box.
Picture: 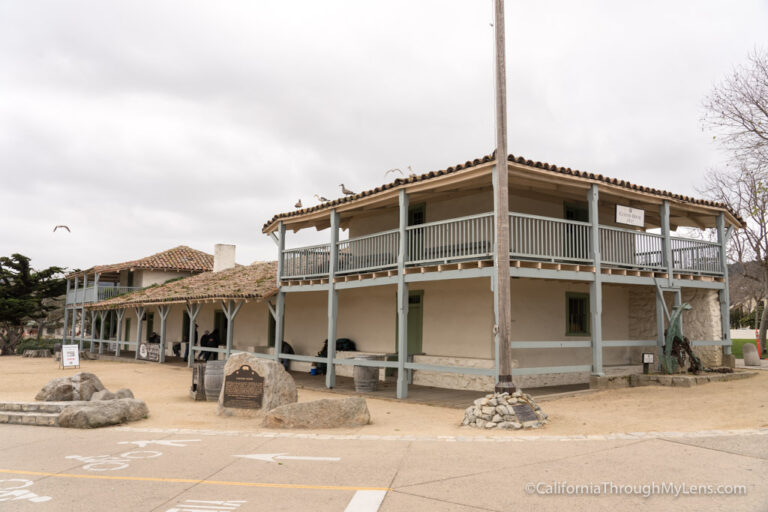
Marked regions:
[234,453,341,463]
[344,490,387,512]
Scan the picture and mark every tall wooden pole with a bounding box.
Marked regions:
[493,0,514,393]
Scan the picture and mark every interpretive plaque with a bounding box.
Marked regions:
[223,364,264,409]
[138,342,161,362]
[511,403,539,423]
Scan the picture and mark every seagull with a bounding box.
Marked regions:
[314,194,329,202]
[340,184,355,196]
[53,225,71,233]
[294,199,302,208]
[408,165,416,178]
[384,168,403,178]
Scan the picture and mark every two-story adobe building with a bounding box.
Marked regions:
[258,153,742,398]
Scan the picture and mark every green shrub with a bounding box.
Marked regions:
[15,338,59,355]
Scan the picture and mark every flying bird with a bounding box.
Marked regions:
[294,199,303,208]
[384,168,403,178]
[314,194,329,202]
[53,225,71,233]
[340,184,355,196]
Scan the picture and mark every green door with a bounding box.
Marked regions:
[214,310,227,345]
[395,290,423,355]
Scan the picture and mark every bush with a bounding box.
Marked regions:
[14,338,59,355]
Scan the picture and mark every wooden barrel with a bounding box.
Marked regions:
[204,361,226,402]
[353,356,379,392]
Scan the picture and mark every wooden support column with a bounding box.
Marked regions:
[134,306,145,360]
[717,213,732,356]
[396,189,410,399]
[656,291,666,369]
[326,209,339,389]
[79,274,88,350]
[71,276,79,343]
[588,184,603,376]
[89,309,97,353]
[186,302,202,367]
[276,222,285,287]
[492,0,514,393]
[98,310,106,355]
[157,305,171,364]
[62,279,70,344]
[274,292,285,363]
[115,309,125,357]
[221,300,243,359]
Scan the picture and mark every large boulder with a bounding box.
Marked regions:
[743,343,761,366]
[217,353,297,418]
[263,397,371,429]
[115,388,134,399]
[90,390,117,401]
[35,372,105,401]
[58,399,149,428]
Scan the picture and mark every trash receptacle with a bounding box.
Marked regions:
[353,355,380,392]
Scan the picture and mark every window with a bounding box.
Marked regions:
[145,312,154,340]
[564,203,589,222]
[566,292,590,336]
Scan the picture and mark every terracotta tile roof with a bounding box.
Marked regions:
[87,261,277,309]
[262,152,744,231]
[68,246,214,279]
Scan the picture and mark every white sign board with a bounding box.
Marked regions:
[642,352,655,364]
[61,345,80,369]
[615,205,645,227]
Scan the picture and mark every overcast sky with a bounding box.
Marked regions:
[1,0,766,272]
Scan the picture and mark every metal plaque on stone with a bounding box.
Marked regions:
[223,364,264,409]
[138,342,161,362]
[511,403,539,423]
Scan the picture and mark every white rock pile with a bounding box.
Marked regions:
[462,391,548,429]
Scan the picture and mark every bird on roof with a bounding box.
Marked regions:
[384,168,403,178]
[53,225,71,233]
[294,199,302,208]
[408,165,416,178]
[340,184,355,196]
[314,194,329,202]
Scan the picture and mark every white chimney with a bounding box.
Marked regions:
[213,244,236,272]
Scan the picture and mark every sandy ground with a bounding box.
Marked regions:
[2,356,767,436]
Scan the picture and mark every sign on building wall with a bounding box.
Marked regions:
[615,205,645,227]
[61,345,80,369]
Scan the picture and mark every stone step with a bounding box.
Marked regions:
[0,411,59,427]
[0,402,68,414]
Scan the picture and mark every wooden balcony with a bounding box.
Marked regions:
[280,211,724,284]
[65,286,140,305]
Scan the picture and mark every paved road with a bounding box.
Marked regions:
[0,425,765,511]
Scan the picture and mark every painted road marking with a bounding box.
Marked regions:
[0,469,391,492]
[66,451,163,471]
[344,490,387,512]
[0,479,52,503]
[166,499,246,512]
[118,439,201,448]
[234,453,341,463]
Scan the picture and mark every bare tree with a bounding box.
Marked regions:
[701,48,768,349]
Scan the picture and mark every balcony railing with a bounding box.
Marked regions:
[279,211,724,279]
[66,285,141,305]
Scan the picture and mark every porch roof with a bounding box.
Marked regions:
[86,261,277,309]
[261,152,745,233]
[67,245,214,281]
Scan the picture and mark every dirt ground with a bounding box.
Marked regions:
[2,356,767,436]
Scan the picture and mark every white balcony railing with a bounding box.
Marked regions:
[66,285,140,305]
[278,211,725,279]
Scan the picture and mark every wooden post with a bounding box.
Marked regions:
[326,209,339,389]
[89,309,97,353]
[186,302,202,367]
[660,200,673,286]
[115,308,125,357]
[274,292,285,363]
[656,291,666,369]
[276,222,286,287]
[134,306,145,360]
[397,189,410,399]
[717,213,732,356]
[158,305,170,363]
[79,274,88,351]
[588,184,603,376]
[71,276,78,343]
[221,300,243,359]
[98,310,106,355]
[62,278,70,345]
[492,0,514,393]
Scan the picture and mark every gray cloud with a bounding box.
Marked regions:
[0,0,766,270]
